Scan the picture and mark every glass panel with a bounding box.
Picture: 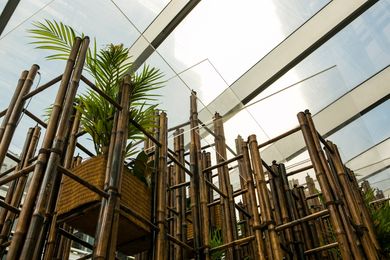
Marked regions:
[112,0,170,32]
[157,0,330,93]
[329,100,390,161]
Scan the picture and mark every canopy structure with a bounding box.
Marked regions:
[0,0,389,199]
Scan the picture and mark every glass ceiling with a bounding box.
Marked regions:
[0,0,389,194]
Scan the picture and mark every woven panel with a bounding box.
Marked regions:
[57,156,105,215]
[57,156,151,231]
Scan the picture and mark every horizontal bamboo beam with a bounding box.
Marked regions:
[75,253,92,260]
[58,228,93,250]
[167,151,192,177]
[0,165,16,178]
[198,119,237,156]
[369,197,390,205]
[23,108,47,128]
[0,109,6,118]
[305,192,322,200]
[166,233,194,252]
[202,154,243,173]
[235,203,251,218]
[205,179,227,198]
[168,120,190,132]
[22,74,63,100]
[0,164,35,186]
[209,235,255,253]
[317,131,334,154]
[57,165,108,198]
[168,181,190,190]
[304,242,338,255]
[129,118,162,147]
[0,200,20,214]
[6,152,20,163]
[184,143,215,156]
[286,164,314,176]
[75,143,95,157]
[208,189,247,207]
[81,75,122,110]
[258,126,301,148]
[0,241,11,248]
[275,209,329,232]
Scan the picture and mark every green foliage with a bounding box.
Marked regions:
[364,186,390,256]
[28,20,164,159]
[210,229,224,260]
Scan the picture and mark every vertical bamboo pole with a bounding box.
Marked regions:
[304,111,363,260]
[199,148,211,259]
[43,107,82,260]
[279,163,305,259]
[0,65,39,167]
[19,37,89,260]
[0,127,33,236]
[213,112,237,260]
[235,136,255,258]
[292,185,315,256]
[93,75,130,259]
[297,111,352,260]
[6,38,82,260]
[348,168,381,252]
[248,135,283,260]
[150,110,160,260]
[239,139,266,260]
[327,141,379,259]
[154,112,168,260]
[174,128,186,259]
[269,164,289,259]
[0,126,40,254]
[305,175,329,259]
[189,92,203,260]
[271,162,297,260]
[0,70,28,142]
[167,165,175,260]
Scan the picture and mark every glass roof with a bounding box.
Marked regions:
[0,0,389,194]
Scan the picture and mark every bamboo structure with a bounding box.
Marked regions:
[0,37,384,260]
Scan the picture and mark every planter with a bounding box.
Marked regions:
[57,156,152,255]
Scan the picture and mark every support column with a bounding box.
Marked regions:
[248,135,283,260]
[297,111,352,260]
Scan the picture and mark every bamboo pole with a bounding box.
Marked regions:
[292,185,314,254]
[200,148,211,259]
[327,141,379,259]
[304,111,363,260]
[239,139,266,260]
[93,75,130,259]
[235,136,255,258]
[20,37,89,260]
[0,65,39,167]
[0,126,40,254]
[297,111,352,260]
[154,112,168,260]
[167,165,175,260]
[188,92,204,260]
[0,127,34,237]
[0,70,28,142]
[349,169,381,252]
[279,163,305,259]
[174,129,188,259]
[43,107,82,260]
[213,112,238,260]
[248,135,283,260]
[6,37,82,260]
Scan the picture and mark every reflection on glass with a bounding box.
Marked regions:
[330,101,390,161]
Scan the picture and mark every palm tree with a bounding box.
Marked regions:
[29,19,164,160]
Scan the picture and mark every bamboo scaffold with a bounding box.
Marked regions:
[0,37,384,260]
